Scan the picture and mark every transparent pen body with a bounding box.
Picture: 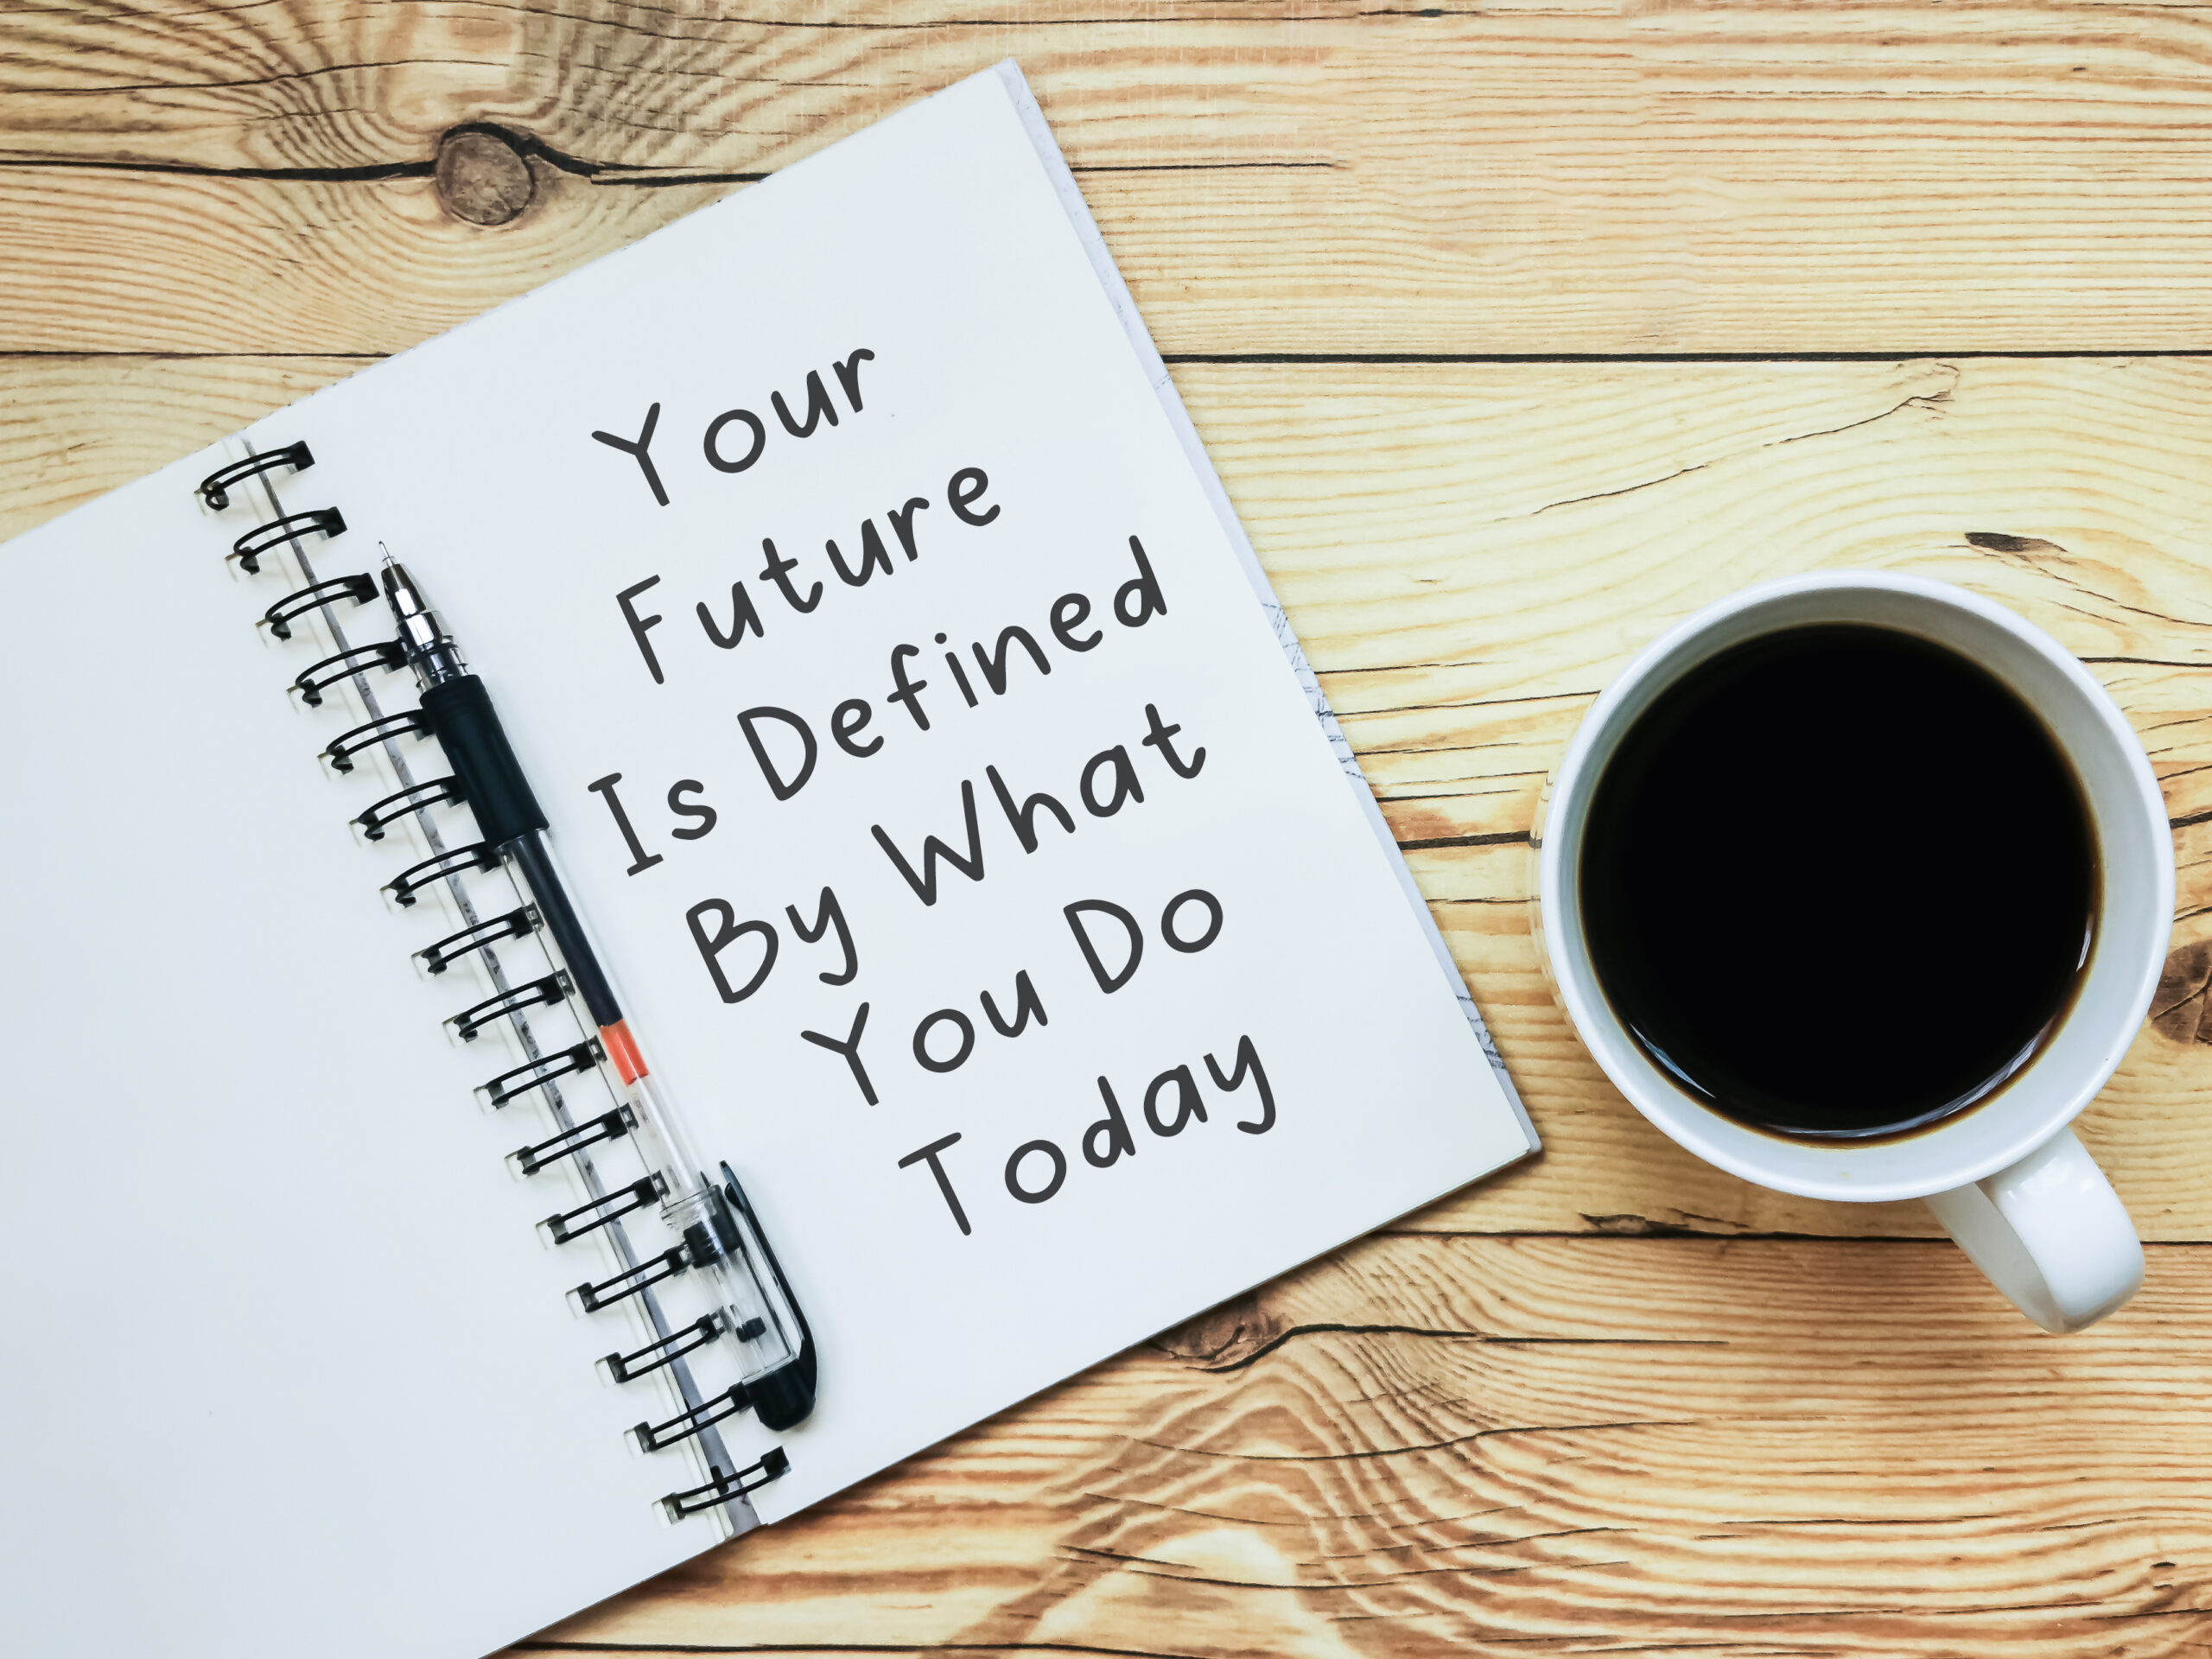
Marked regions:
[625,1071,801,1386]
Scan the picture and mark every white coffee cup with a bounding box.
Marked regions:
[1534,572,2171,1332]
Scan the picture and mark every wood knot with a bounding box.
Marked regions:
[435,126,535,226]
[2152,939,2212,1044]
[1966,531,2065,556]
[1152,1290,1292,1371]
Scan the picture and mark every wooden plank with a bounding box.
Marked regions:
[0,354,364,537]
[0,168,733,356]
[1187,352,2212,1239]
[516,1232,2212,1656]
[10,3,2212,352]
[11,351,2212,1240]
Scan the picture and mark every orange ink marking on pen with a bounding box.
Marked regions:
[601,1019,648,1084]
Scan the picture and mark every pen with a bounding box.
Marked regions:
[380,558,816,1432]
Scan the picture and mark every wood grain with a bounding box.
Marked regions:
[12,3,2212,353]
[0,354,362,537]
[1193,352,2212,1242]
[13,5,2212,1642]
[16,352,2210,1243]
[521,1234,2212,1656]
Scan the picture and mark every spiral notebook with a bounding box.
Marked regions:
[0,62,1535,1659]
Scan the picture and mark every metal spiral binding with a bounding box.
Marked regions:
[198,441,311,511]
[322,709,430,775]
[575,1247,688,1313]
[448,971,569,1042]
[513,1106,634,1177]
[635,1384,751,1453]
[478,1039,601,1109]
[663,1448,789,1522]
[294,640,404,707]
[354,775,465,842]
[385,841,499,906]
[544,1173,664,1243]
[230,507,345,574]
[605,1313,722,1383]
[264,574,376,641]
[416,906,536,975]
[199,448,790,1532]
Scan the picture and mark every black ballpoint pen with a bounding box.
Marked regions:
[380,559,816,1432]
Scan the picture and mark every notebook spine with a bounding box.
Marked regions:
[198,443,791,1533]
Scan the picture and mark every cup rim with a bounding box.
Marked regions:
[1535,569,2174,1203]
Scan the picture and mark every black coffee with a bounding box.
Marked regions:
[1580,623,2094,1140]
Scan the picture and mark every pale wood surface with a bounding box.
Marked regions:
[15,1,2212,353]
[11,2,2212,1650]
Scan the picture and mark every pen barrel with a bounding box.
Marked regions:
[416,677,622,1027]
[421,677,547,845]
[664,1183,794,1375]
[507,831,622,1029]
[410,646,813,1424]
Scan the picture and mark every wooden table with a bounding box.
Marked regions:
[13,4,2212,1651]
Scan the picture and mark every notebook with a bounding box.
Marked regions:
[0,61,1535,1658]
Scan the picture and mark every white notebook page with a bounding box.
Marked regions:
[0,460,727,1657]
[268,64,1535,1521]
[0,62,1533,1656]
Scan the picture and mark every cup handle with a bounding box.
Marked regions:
[1922,1128,2144,1332]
